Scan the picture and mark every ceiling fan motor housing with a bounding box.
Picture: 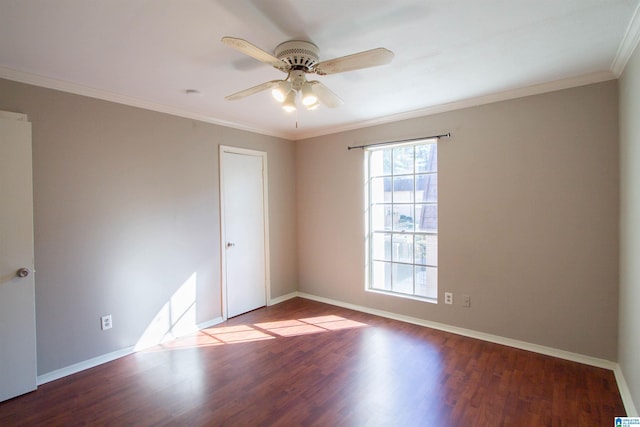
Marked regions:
[275,40,320,72]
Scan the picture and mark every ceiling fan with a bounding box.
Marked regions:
[221,37,394,112]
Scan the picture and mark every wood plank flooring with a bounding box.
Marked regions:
[0,297,625,426]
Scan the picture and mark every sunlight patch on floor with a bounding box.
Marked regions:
[256,315,369,337]
[143,313,369,352]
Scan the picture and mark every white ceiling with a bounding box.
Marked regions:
[1,0,639,140]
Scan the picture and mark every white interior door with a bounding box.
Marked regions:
[0,111,37,402]
[220,146,269,318]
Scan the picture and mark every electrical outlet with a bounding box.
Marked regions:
[444,292,453,305]
[101,314,112,330]
[462,295,471,308]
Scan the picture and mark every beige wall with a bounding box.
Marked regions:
[620,41,640,412]
[297,81,619,360]
[0,78,297,375]
[0,75,624,377]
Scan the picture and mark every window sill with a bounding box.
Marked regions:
[366,288,438,304]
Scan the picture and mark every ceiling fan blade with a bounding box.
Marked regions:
[225,80,283,101]
[315,48,394,75]
[310,81,344,108]
[221,37,289,71]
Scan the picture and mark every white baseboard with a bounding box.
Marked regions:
[37,316,225,386]
[614,364,639,416]
[296,292,640,413]
[37,346,136,385]
[198,316,225,330]
[296,292,617,370]
[37,294,637,416]
[269,291,299,306]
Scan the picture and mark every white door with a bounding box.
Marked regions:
[220,146,270,318]
[0,111,37,402]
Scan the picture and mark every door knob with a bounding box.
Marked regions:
[226,242,235,248]
[16,268,30,278]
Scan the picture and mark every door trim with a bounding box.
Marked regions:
[219,145,271,320]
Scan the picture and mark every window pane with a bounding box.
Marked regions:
[415,266,437,299]
[416,144,437,173]
[415,204,437,232]
[372,233,391,261]
[371,261,391,291]
[370,149,391,176]
[392,205,414,231]
[367,142,437,302]
[393,176,413,202]
[415,234,437,266]
[392,234,413,264]
[392,263,413,294]
[371,177,391,203]
[415,174,437,203]
[393,146,414,174]
[372,205,393,231]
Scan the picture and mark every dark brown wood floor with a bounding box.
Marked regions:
[0,297,625,426]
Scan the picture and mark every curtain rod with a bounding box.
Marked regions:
[347,132,451,151]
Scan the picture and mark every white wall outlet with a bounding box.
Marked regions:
[101,314,112,330]
[444,292,453,305]
[462,295,471,308]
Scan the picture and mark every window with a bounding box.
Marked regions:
[366,140,438,302]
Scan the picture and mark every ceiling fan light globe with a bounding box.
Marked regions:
[301,83,318,106]
[272,89,286,103]
[302,94,318,106]
[271,81,292,103]
[306,101,320,110]
[282,90,297,112]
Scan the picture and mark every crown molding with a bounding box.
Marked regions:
[295,71,616,140]
[0,66,290,140]
[0,66,616,143]
[611,1,640,77]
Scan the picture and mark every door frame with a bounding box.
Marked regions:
[219,145,271,320]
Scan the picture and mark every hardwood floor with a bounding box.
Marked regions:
[0,297,625,426]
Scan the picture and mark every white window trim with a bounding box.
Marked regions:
[364,138,438,303]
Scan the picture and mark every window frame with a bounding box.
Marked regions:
[365,139,438,303]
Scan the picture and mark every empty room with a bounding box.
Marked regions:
[1,1,639,425]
